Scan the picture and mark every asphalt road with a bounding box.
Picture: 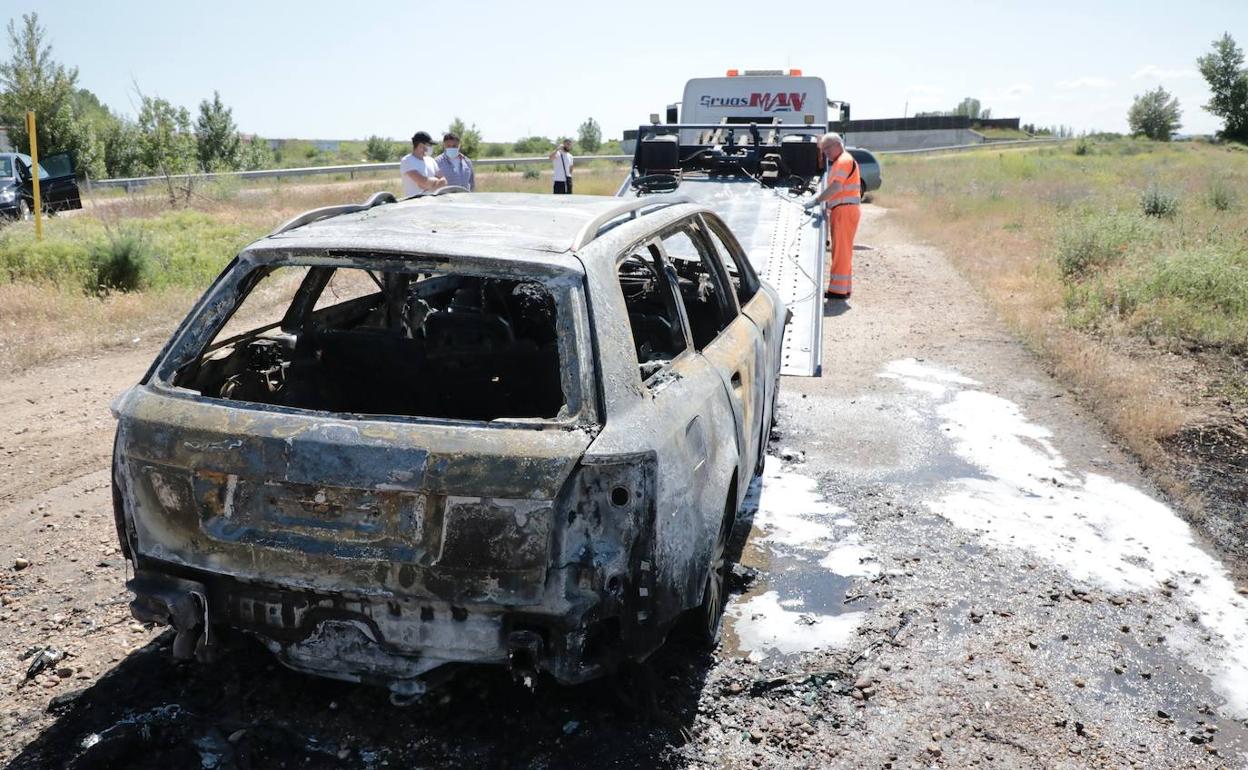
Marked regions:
[1,204,1246,769]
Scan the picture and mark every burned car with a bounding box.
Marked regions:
[111,190,786,699]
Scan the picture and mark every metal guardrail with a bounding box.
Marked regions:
[92,155,633,191]
[875,137,1071,155]
[91,139,1070,190]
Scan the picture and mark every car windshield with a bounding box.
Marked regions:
[0,157,12,177]
[172,261,578,422]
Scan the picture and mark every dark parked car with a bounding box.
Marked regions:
[848,147,882,194]
[0,151,82,220]
[111,190,787,700]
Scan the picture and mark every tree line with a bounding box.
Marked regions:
[0,13,273,181]
[1128,32,1247,142]
[0,12,610,186]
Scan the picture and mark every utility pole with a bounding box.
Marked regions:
[25,111,43,241]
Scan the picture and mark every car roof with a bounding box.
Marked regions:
[259,193,691,265]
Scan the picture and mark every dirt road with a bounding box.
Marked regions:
[2,205,1246,768]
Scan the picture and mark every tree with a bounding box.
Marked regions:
[1127,86,1182,141]
[953,97,985,120]
[238,136,274,171]
[445,117,481,158]
[1197,33,1248,143]
[577,117,601,153]
[137,93,197,205]
[0,12,97,176]
[513,135,553,154]
[100,116,142,178]
[194,91,240,171]
[364,134,394,162]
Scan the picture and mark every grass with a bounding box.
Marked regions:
[0,165,630,372]
[878,137,1248,468]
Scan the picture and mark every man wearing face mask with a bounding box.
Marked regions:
[435,132,475,191]
[399,131,447,197]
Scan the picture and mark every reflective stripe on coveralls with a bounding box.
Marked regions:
[824,152,861,295]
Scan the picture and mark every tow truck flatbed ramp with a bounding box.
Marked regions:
[641,178,826,377]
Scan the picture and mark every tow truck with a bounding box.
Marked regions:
[620,69,853,377]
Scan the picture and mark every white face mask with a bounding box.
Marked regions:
[444,147,460,159]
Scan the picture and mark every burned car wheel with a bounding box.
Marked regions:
[695,495,735,645]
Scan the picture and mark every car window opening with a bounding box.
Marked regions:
[618,247,689,380]
[175,264,568,421]
[660,227,736,350]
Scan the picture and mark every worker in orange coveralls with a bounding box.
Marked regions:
[803,132,861,299]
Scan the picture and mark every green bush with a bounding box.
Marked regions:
[522,166,541,180]
[1055,211,1145,278]
[1126,245,1248,346]
[1073,138,1090,156]
[1139,184,1179,218]
[1207,178,1237,212]
[88,231,151,293]
[0,234,92,286]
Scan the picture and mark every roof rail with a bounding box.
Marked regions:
[268,191,397,237]
[571,194,692,250]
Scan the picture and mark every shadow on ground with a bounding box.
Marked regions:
[823,298,851,318]
[8,628,718,770]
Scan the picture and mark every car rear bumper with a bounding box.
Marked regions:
[127,557,629,696]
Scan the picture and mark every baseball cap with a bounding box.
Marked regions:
[411,131,434,145]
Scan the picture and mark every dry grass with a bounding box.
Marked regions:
[879,139,1248,468]
[0,282,198,371]
[0,165,630,373]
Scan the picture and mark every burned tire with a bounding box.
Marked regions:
[755,377,780,476]
[693,492,735,646]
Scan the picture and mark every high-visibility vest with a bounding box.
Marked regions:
[824,152,861,208]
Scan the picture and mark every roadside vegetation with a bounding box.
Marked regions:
[0,166,627,370]
[879,138,1247,506]
[0,12,616,183]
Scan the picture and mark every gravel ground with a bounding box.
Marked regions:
[1,204,1246,769]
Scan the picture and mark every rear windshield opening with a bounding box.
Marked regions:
[174,264,568,421]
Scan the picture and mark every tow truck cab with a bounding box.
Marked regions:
[678,70,830,131]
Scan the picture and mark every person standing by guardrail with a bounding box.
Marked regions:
[435,132,475,191]
[400,131,447,197]
[548,139,574,194]
[803,132,861,300]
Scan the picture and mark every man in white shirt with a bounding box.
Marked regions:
[548,139,574,194]
[434,132,475,191]
[399,131,446,197]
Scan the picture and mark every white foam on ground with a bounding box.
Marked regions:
[748,459,840,548]
[882,358,1248,717]
[820,538,881,578]
[726,458,876,659]
[727,591,865,661]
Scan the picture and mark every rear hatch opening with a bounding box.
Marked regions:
[172,262,572,422]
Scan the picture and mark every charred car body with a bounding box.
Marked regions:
[111,190,786,698]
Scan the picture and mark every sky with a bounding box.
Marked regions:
[9,0,1246,142]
